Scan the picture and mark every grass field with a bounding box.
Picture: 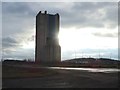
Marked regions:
[2,64,58,79]
[2,63,119,88]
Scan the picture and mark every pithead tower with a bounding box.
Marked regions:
[35,11,61,63]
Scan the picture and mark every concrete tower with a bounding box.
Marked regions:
[35,11,61,63]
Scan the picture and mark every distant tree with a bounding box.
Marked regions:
[27,59,33,62]
[23,59,27,62]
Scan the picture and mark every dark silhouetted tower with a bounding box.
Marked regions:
[35,11,61,63]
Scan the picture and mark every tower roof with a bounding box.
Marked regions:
[36,11,59,17]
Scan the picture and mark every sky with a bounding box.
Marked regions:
[1,2,119,61]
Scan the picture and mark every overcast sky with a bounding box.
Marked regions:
[1,2,119,61]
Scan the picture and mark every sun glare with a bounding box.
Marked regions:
[58,27,118,51]
[22,27,117,51]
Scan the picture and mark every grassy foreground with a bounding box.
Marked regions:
[2,64,58,79]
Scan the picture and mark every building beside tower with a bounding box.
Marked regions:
[35,11,61,63]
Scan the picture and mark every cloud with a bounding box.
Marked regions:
[2,2,118,60]
[2,2,118,37]
[2,36,23,53]
[2,2,35,17]
[2,37,18,47]
[93,32,118,38]
[2,48,35,60]
[2,2,35,38]
[0,2,2,60]
[27,35,35,41]
[60,2,118,29]
[20,2,118,29]
[2,36,35,60]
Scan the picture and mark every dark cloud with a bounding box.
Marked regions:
[2,2,35,17]
[60,2,118,28]
[2,2,117,37]
[2,37,21,49]
[2,14,34,37]
[2,2,35,37]
[2,2,118,60]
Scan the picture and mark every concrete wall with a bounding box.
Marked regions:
[35,11,61,63]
